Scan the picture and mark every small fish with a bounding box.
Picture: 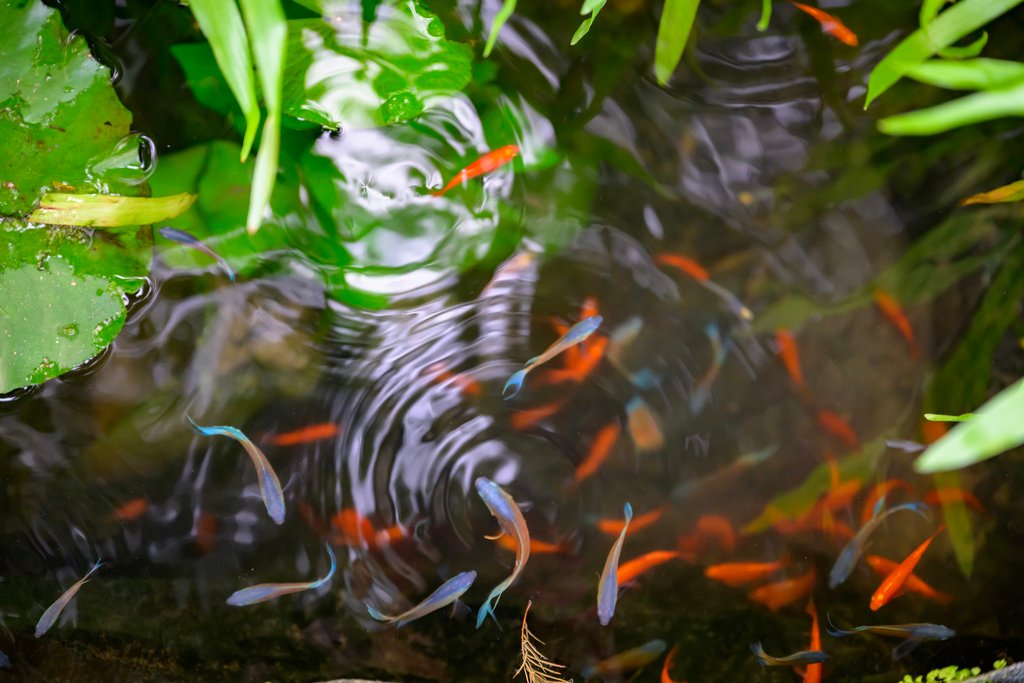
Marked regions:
[924,487,985,512]
[750,642,828,667]
[0,650,9,669]
[617,550,682,585]
[885,439,926,453]
[606,317,644,373]
[655,253,752,320]
[860,479,914,525]
[188,417,286,525]
[873,291,919,360]
[425,362,484,397]
[704,560,787,587]
[158,227,235,281]
[111,497,148,522]
[747,568,816,611]
[690,324,730,415]
[509,398,568,431]
[35,560,103,638]
[597,505,664,536]
[774,328,808,394]
[267,422,340,447]
[866,555,953,605]
[679,514,739,557]
[829,501,929,589]
[227,544,336,606]
[495,533,571,555]
[195,512,219,555]
[331,508,406,548]
[503,315,603,398]
[626,396,665,452]
[805,599,824,683]
[825,617,955,641]
[573,422,621,485]
[368,571,477,628]
[476,478,530,627]
[535,333,607,386]
[597,502,632,625]
[661,644,681,683]
[582,639,667,679]
[920,418,949,444]
[431,145,520,197]
[816,409,860,450]
[789,2,858,45]
[870,525,945,611]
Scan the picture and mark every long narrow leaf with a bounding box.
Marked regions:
[238,0,287,234]
[915,376,1024,473]
[878,81,1024,136]
[865,0,1024,107]
[933,471,975,577]
[907,59,1024,91]
[484,0,516,57]
[29,193,196,227]
[187,0,260,161]
[655,0,701,85]
[757,0,772,31]
[572,0,607,45]
[962,178,1024,205]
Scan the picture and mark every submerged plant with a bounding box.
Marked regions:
[899,659,1007,683]
[516,601,571,683]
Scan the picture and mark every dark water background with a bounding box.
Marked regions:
[3,0,1024,680]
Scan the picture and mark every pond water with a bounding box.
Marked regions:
[2,0,1024,681]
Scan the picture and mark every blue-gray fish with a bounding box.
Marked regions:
[227,544,336,606]
[35,560,103,638]
[188,417,286,524]
[598,502,632,625]
[828,501,928,588]
[503,315,603,398]
[367,571,477,628]
[475,477,530,627]
[826,617,955,641]
[159,227,235,281]
[751,642,828,667]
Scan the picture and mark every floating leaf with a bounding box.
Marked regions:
[484,0,516,57]
[924,413,976,423]
[907,59,1024,92]
[961,178,1024,205]
[29,193,196,227]
[655,0,701,85]
[878,80,1024,136]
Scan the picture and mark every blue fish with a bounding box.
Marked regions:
[826,617,955,641]
[35,560,103,638]
[581,639,666,678]
[751,642,828,667]
[828,501,929,588]
[597,502,632,625]
[227,544,336,606]
[503,315,603,399]
[0,650,9,669]
[368,571,477,628]
[159,227,235,281]
[475,477,531,627]
[188,417,286,525]
[689,324,730,415]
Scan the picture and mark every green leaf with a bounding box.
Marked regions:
[571,0,606,45]
[961,178,1024,205]
[484,0,516,57]
[915,376,1024,473]
[757,0,772,31]
[937,31,988,59]
[29,193,196,227]
[919,0,946,26]
[655,0,701,85]
[933,471,975,577]
[924,413,976,422]
[864,0,1024,107]
[186,0,261,160]
[907,59,1024,91]
[878,80,1024,136]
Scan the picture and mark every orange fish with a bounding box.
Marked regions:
[790,2,858,46]
[267,422,340,447]
[573,422,621,485]
[627,396,665,452]
[698,514,738,552]
[425,362,483,397]
[297,500,329,536]
[431,145,520,197]
[534,333,607,386]
[331,509,406,548]
[655,253,710,281]
[598,506,665,536]
[860,479,914,525]
[510,398,568,430]
[195,513,218,555]
[748,568,816,611]
[816,409,860,450]
[496,534,570,555]
[866,555,953,605]
[873,291,920,360]
[920,418,948,445]
[924,487,985,513]
[662,644,683,683]
[803,599,823,683]
[870,525,945,611]
[775,328,807,393]
[704,560,787,587]
[112,497,148,522]
[618,550,682,585]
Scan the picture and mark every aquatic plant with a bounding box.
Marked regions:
[515,601,571,683]
[899,659,1007,683]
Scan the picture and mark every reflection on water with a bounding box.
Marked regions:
[3,0,1024,681]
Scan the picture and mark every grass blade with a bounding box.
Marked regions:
[757,0,772,31]
[238,0,287,234]
[484,0,517,57]
[187,0,260,161]
[655,0,701,85]
[961,178,1024,205]
[29,193,196,227]
[571,0,607,45]
[878,81,1024,136]
[907,59,1024,91]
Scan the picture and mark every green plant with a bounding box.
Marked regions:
[655,0,701,85]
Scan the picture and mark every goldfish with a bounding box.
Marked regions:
[495,533,571,555]
[35,560,103,638]
[805,599,823,683]
[424,362,484,397]
[690,325,730,415]
[661,644,682,683]
[920,418,949,445]
[626,396,665,452]
[775,328,806,393]
[816,409,860,450]
[503,315,604,399]
[158,227,235,281]
[476,478,530,627]
[870,525,945,611]
[598,502,632,625]
[750,642,828,667]
[188,417,285,525]
[656,253,753,321]
[826,617,955,641]
[368,571,477,628]
[597,505,664,536]
[267,422,340,447]
[866,556,952,605]
[227,544,336,606]
[679,514,739,557]
[860,479,914,525]
[617,550,682,585]
[873,291,919,360]
[573,422,621,485]
[431,145,520,197]
[194,512,218,555]
[509,398,568,430]
[111,497,148,522]
[924,487,985,512]
[606,317,643,377]
[582,639,667,679]
[828,501,929,589]
[330,509,407,548]
[789,2,858,45]
[704,560,787,587]
[747,568,816,611]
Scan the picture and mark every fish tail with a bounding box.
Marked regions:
[475,589,503,629]
[186,415,207,435]
[311,544,337,588]
[502,369,528,399]
[622,502,633,524]
[366,605,392,622]
[218,259,236,282]
[629,368,660,389]
[824,614,851,637]
[85,559,104,578]
[750,641,768,666]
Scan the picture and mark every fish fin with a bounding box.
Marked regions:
[484,530,505,541]
[450,599,472,621]
[824,614,851,637]
[475,594,503,630]
[622,502,633,524]
[891,638,922,661]
[629,368,661,389]
[84,559,104,579]
[366,605,391,622]
[750,641,767,666]
[502,369,528,399]
[186,415,207,435]
[218,260,236,282]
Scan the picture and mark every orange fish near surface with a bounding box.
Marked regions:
[870,525,945,611]
[866,555,953,605]
[748,568,816,611]
[573,422,621,485]
[112,497,149,522]
[704,560,787,587]
[790,2,859,46]
[431,145,520,197]
[873,290,920,360]
[617,550,683,585]
[598,506,665,536]
[331,509,407,548]
[775,328,807,394]
[816,409,860,450]
[924,487,985,513]
[267,422,340,447]
[509,398,568,430]
[425,362,484,397]
[803,599,823,683]
[495,533,569,555]
[662,644,683,683]
[655,253,710,281]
